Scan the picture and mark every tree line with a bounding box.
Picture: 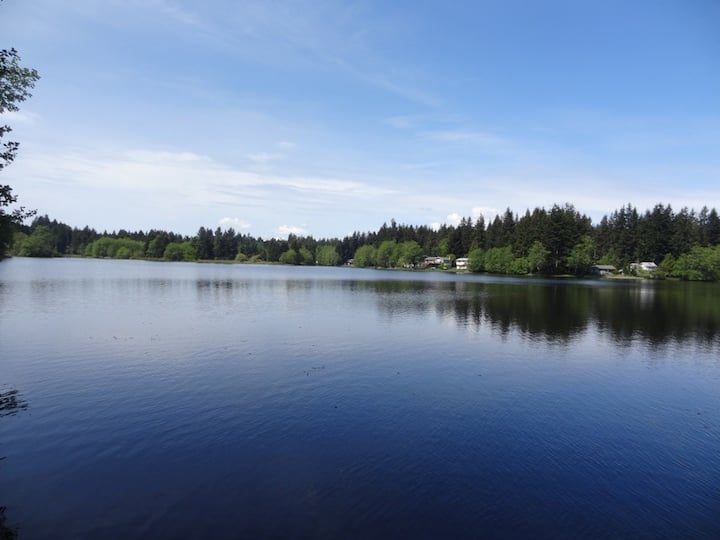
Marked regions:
[7,201,720,280]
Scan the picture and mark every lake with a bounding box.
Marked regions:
[1,257,719,539]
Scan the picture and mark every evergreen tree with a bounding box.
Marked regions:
[705,208,720,246]
[473,216,486,250]
[671,207,700,256]
[194,227,214,259]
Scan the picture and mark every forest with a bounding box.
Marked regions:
[7,202,720,281]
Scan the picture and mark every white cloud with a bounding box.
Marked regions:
[218,217,251,229]
[472,206,499,222]
[276,141,296,149]
[275,224,309,238]
[428,207,499,230]
[445,212,462,226]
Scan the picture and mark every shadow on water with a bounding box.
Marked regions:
[0,388,28,540]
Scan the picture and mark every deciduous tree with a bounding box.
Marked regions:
[526,241,549,274]
[1,46,40,258]
[316,244,340,266]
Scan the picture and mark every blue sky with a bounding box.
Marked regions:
[2,0,719,238]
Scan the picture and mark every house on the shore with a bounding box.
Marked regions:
[630,262,658,273]
[590,264,616,275]
[422,256,452,268]
[455,257,469,270]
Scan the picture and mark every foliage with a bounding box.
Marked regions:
[546,204,592,271]
[509,256,530,275]
[376,240,399,268]
[1,46,40,259]
[567,235,595,275]
[85,237,145,259]
[467,248,485,272]
[147,232,171,258]
[193,227,215,259]
[315,244,340,266]
[213,227,237,259]
[484,246,514,274]
[656,253,676,278]
[163,241,196,261]
[13,226,57,257]
[353,245,377,267]
[398,241,423,267]
[276,243,316,265]
[526,241,549,274]
[1,48,39,169]
[298,246,314,265]
[672,246,720,281]
[353,240,423,269]
[597,248,619,269]
[279,248,299,265]
[436,238,450,257]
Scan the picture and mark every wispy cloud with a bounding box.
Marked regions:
[20,148,394,199]
[116,0,202,27]
[9,147,398,235]
[423,130,509,147]
[141,1,441,109]
[383,115,416,129]
[353,70,440,109]
[148,0,203,27]
[2,110,40,124]
[246,152,284,164]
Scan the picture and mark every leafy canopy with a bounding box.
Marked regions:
[1,42,40,258]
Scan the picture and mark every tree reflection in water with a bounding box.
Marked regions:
[356,278,720,347]
[1,387,27,540]
[0,389,28,418]
[0,507,17,540]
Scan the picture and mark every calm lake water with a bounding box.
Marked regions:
[1,257,719,539]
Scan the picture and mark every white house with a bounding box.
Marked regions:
[422,256,452,268]
[455,257,469,270]
[630,262,658,273]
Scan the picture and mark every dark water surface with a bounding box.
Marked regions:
[1,258,719,539]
